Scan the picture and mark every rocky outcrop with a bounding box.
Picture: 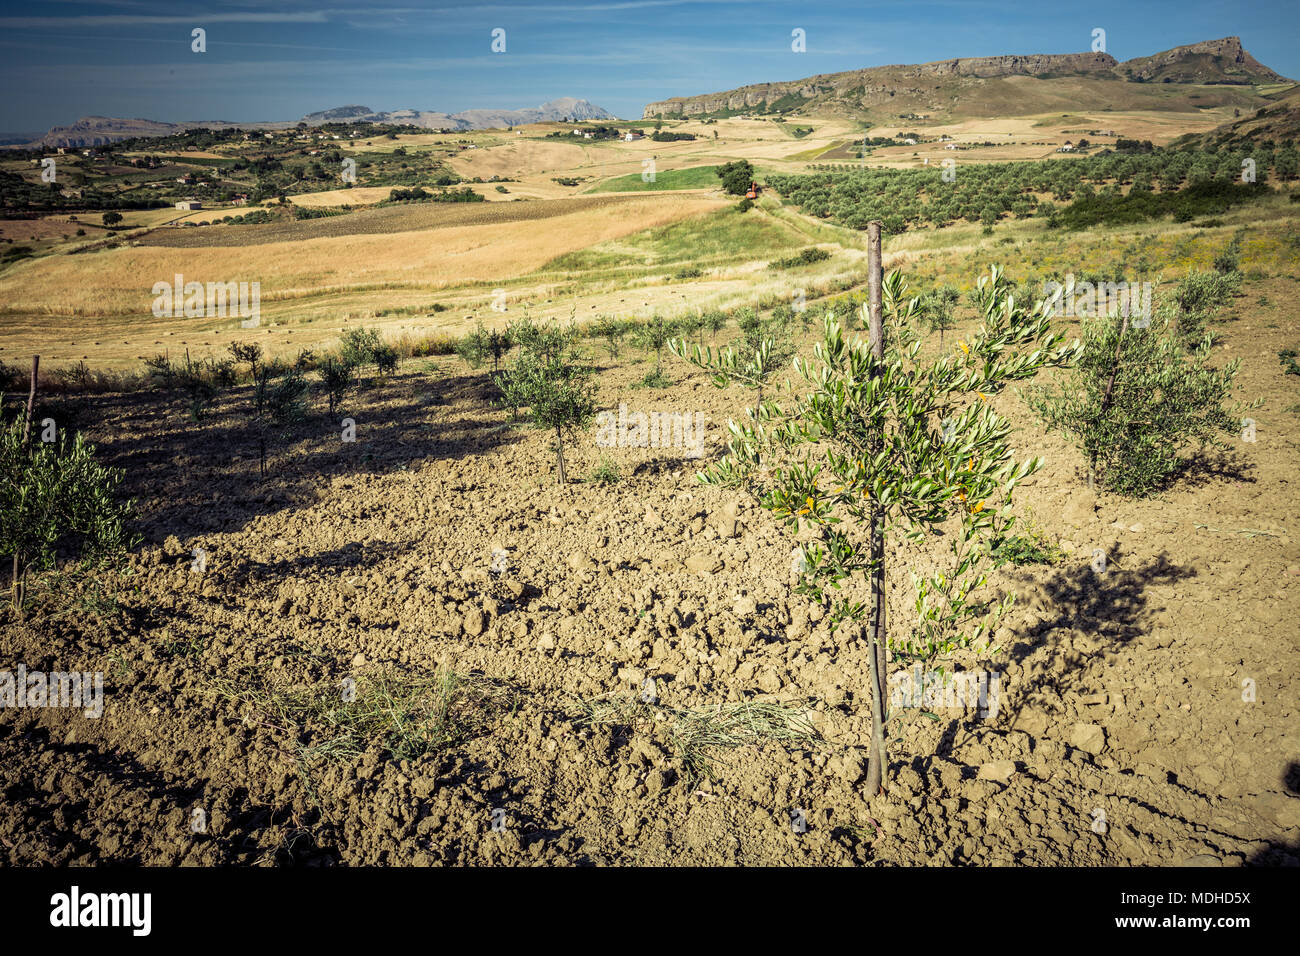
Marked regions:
[642,37,1290,117]
[1116,36,1286,84]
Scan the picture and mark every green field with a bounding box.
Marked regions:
[589,165,722,193]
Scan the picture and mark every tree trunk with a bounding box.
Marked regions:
[864,222,888,797]
[1090,315,1130,491]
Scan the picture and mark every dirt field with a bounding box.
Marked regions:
[1,261,1298,865]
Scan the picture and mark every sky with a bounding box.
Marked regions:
[1,0,1298,134]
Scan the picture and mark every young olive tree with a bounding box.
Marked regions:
[1029,312,1247,496]
[0,420,133,615]
[493,324,597,484]
[692,257,1077,796]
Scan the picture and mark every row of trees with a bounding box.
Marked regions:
[768,145,1293,232]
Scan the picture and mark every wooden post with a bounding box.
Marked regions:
[21,355,38,444]
[14,356,38,613]
[864,223,888,796]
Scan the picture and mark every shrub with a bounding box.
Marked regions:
[1029,316,1245,495]
[770,247,831,270]
[455,323,490,370]
[316,356,357,415]
[247,353,310,478]
[587,458,622,485]
[0,420,133,614]
[591,314,627,357]
[634,315,672,381]
[1278,348,1300,377]
[492,325,596,483]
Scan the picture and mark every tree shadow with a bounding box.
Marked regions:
[81,367,522,549]
[1245,761,1300,866]
[1004,551,1198,705]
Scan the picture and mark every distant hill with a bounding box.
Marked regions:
[25,115,291,149]
[642,36,1292,121]
[1172,85,1300,148]
[19,97,616,149]
[299,97,617,131]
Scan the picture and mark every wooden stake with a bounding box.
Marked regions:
[14,356,38,613]
[21,355,38,444]
[864,223,888,797]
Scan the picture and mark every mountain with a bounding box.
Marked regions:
[19,97,616,149]
[298,98,616,131]
[1117,37,1287,85]
[642,37,1292,120]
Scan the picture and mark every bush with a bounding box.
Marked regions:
[455,323,490,369]
[491,325,596,483]
[0,420,133,613]
[316,356,357,415]
[1030,317,1245,496]
[590,314,627,357]
[770,247,830,270]
[340,327,397,378]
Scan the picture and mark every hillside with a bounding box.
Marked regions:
[300,97,617,131]
[21,97,617,149]
[1172,85,1300,148]
[642,36,1290,122]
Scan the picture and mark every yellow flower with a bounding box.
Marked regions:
[971,501,985,514]
[958,341,970,355]
[976,391,988,403]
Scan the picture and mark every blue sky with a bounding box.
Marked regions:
[1,0,1297,133]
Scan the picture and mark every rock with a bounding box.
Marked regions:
[977,760,1017,783]
[1062,489,1098,528]
[1257,792,1300,830]
[536,633,556,651]
[1070,722,1107,755]
[274,596,292,616]
[733,595,758,617]
[1128,522,1145,533]
[839,753,867,784]
[350,652,366,668]
[1015,708,1050,737]
[566,552,594,572]
[685,553,722,574]
[757,669,783,694]
[618,666,646,686]
[463,608,487,636]
[643,507,663,529]
[713,502,740,538]
[1180,854,1222,867]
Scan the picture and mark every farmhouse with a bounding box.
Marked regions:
[175,200,202,210]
